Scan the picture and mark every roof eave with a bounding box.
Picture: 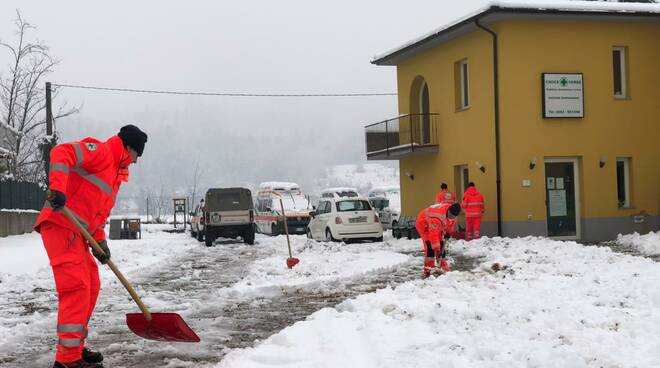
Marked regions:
[372,6,660,66]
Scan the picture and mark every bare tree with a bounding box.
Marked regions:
[0,10,78,182]
[188,154,204,207]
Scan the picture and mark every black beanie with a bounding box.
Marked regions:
[118,124,148,156]
[448,203,461,216]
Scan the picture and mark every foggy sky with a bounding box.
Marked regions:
[0,0,561,203]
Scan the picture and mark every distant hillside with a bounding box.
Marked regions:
[313,163,399,197]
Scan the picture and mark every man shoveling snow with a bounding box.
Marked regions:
[34,125,148,368]
[415,203,461,278]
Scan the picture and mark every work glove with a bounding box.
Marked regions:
[47,190,66,209]
[431,242,441,252]
[92,240,111,264]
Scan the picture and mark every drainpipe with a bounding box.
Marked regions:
[475,18,502,237]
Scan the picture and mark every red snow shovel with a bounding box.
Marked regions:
[278,198,300,269]
[61,206,200,343]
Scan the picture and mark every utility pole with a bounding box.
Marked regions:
[43,82,54,180]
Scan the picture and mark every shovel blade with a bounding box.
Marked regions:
[126,312,200,343]
[286,257,300,269]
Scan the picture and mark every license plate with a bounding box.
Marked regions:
[296,227,304,232]
[349,216,367,223]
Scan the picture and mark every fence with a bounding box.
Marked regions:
[0,179,46,210]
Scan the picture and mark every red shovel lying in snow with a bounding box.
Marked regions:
[61,206,200,343]
[278,198,300,269]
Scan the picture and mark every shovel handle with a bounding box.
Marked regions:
[278,198,293,259]
[60,206,152,321]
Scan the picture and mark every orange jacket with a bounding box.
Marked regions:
[435,189,456,205]
[461,186,484,218]
[415,203,456,243]
[35,135,131,241]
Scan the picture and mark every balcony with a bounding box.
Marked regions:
[365,113,439,160]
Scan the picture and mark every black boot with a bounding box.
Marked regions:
[82,347,104,363]
[53,359,103,368]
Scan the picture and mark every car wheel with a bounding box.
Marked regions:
[271,223,279,236]
[205,233,215,247]
[243,229,255,245]
[197,230,204,242]
[374,236,384,242]
[325,228,337,242]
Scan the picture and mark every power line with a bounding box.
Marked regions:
[52,83,398,97]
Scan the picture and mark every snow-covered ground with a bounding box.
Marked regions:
[219,236,660,368]
[616,231,660,256]
[1,228,659,367]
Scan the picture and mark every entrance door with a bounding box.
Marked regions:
[544,159,580,239]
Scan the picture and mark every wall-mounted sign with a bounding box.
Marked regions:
[542,73,584,118]
[548,190,567,217]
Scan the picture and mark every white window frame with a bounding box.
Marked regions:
[616,157,631,208]
[613,47,627,99]
[460,61,469,109]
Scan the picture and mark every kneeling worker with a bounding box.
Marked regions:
[415,202,461,278]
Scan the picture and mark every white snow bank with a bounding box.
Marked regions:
[218,236,660,368]
[0,224,196,289]
[616,231,660,256]
[223,234,411,298]
[0,232,46,275]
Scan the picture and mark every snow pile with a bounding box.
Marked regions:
[218,236,660,368]
[222,235,411,298]
[616,231,660,256]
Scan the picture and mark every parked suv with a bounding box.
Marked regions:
[203,187,256,246]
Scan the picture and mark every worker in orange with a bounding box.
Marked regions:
[415,202,461,278]
[461,182,485,240]
[435,182,456,205]
[34,125,148,368]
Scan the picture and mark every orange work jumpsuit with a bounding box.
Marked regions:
[34,135,130,363]
[415,203,456,275]
[461,186,484,240]
[435,189,456,205]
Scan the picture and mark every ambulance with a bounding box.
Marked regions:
[255,182,313,235]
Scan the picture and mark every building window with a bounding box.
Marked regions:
[455,59,469,110]
[612,47,627,98]
[616,158,630,208]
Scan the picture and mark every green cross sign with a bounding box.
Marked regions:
[560,78,568,87]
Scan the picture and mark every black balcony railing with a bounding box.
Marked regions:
[364,113,439,160]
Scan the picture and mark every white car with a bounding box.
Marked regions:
[320,187,360,199]
[307,197,383,242]
[367,186,401,229]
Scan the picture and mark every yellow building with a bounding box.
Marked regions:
[366,2,659,241]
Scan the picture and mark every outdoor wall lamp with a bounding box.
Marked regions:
[529,157,537,170]
[599,156,607,168]
[405,171,415,181]
[476,161,486,173]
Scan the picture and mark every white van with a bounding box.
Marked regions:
[255,182,313,235]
